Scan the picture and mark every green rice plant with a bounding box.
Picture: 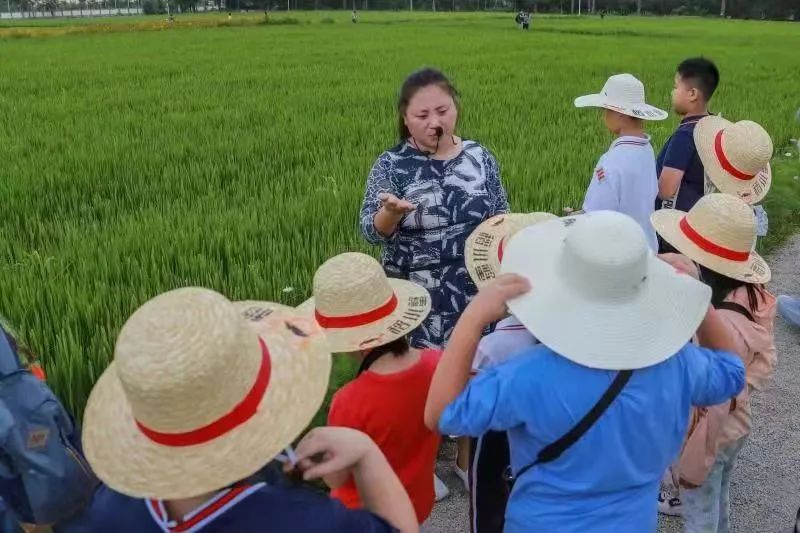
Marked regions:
[0,13,797,420]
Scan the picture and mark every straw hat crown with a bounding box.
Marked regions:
[115,287,262,434]
[684,194,756,253]
[717,120,773,176]
[601,74,647,105]
[313,252,394,318]
[560,212,650,303]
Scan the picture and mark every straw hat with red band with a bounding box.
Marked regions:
[465,212,558,289]
[298,252,431,353]
[82,288,331,500]
[694,116,773,204]
[651,193,770,284]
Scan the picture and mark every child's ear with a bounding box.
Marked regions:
[688,87,700,103]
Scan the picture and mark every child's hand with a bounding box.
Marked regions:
[658,253,700,280]
[291,426,376,482]
[464,274,531,327]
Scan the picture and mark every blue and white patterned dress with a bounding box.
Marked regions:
[360,140,509,349]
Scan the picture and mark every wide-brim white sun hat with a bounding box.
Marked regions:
[465,212,558,289]
[694,116,773,204]
[651,193,770,284]
[574,73,668,121]
[501,211,711,370]
[299,252,431,353]
[83,288,331,500]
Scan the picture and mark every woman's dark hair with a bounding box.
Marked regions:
[397,68,459,141]
[699,265,765,313]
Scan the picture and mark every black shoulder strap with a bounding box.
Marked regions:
[716,301,755,323]
[515,370,634,480]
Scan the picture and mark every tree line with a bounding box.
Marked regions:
[6,0,796,22]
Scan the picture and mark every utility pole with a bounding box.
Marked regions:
[577,0,580,15]
[720,0,725,17]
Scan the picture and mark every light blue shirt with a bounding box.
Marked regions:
[440,343,745,533]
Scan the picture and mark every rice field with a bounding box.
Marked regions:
[0,12,798,419]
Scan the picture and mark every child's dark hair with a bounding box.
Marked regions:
[699,265,764,313]
[365,336,411,360]
[397,68,459,141]
[677,57,720,102]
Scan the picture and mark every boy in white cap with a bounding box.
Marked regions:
[573,73,668,251]
[60,289,418,533]
[425,211,745,533]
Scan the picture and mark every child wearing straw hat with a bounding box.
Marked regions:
[651,193,776,533]
[62,289,417,533]
[693,115,773,246]
[425,211,746,533]
[464,212,555,533]
[573,73,667,251]
[300,252,441,526]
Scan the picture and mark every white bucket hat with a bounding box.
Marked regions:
[299,252,431,353]
[83,288,331,500]
[694,116,772,204]
[574,73,668,121]
[465,212,558,289]
[651,193,770,284]
[501,211,710,370]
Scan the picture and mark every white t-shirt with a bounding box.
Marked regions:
[472,316,538,372]
[582,135,659,252]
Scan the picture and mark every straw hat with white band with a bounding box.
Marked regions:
[574,74,668,121]
[83,288,331,500]
[465,212,558,289]
[651,193,770,284]
[694,116,773,204]
[299,252,431,353]
[501,211,711,370]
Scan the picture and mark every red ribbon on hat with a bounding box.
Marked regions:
[315,294,398,329]
[136,338,272,447]
[714,130,755,181]
[679,217,750,262]
[497,237,506,263]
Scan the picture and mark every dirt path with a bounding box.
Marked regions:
[427,234,800,533]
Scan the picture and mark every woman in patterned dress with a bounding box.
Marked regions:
[360,68,509,350]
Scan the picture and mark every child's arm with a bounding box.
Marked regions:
[658,130,695,200]
[424,275,530,430]
[658,167,685,200]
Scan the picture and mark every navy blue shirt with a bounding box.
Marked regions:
[655,115,707,212]
[58,482,396,533]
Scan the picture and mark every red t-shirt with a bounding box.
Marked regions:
[328,349,442,524]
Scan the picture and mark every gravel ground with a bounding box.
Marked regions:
[427,235,800,533]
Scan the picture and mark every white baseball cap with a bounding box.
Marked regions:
[575,73,668,121]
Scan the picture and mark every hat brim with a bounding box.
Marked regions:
[465,213,558,289]
[298,278,431,353]
[694,116,772,205]
[82,307,331,500]
[574,94,668,121]
[501,216,711,370]
[651,209,771,284]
